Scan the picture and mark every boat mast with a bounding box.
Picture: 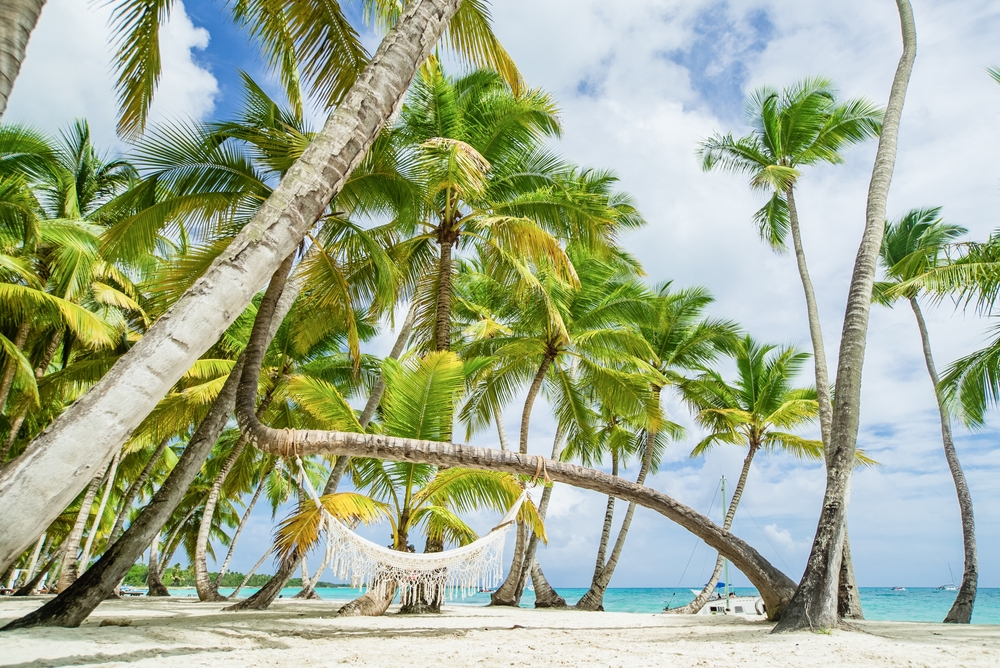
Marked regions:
[721,475,731,609]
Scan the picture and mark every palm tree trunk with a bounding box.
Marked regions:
[109,437,171,546]
[55,473,102,592]
[786,187,864,620]
[0,321,29,411]
[773,0,917,633]
[229,547,270,598]
[495,412,510,451]
[577,417,658,611]
[0,0,46,118]
[491,354,554,606]
[14,544,60,595]
[0,0,464,576]
[78,451,121,574]
[195,436,249,601]
[22,533,45,584]
[434,231,456,351]
[514,432,567,608]
[215,468,269,587]
[146,532,169,596]
[909,297,977,622]
[668,445,758,614]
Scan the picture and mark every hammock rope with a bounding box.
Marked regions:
[296,456,528,605]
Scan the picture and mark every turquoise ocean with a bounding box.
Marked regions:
[213,587,1000,624]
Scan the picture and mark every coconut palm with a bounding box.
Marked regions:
[675,336,825,613]
[773,0,917,632]
[875,207,976,623]
[699,77,882,619]
[573,284,737,611]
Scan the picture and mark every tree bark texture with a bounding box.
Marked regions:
[55,473,102,592]
[0,0,46,119]
[0,0,465,575]
[145,531,169,597]
[910,298,977,623]
[773,0,917,633]
[434,232,456,351]
[787,187,865,620]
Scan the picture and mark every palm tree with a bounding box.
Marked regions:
[573,284,736,611]
[0,0,467,576]
[875,207,977,623]
[774,0,917,633]
[674,336,826,613]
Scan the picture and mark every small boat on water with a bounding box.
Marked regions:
[937,565,958,591]
[891,587,906,591]
[685,477,766,618]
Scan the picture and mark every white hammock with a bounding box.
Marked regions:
[297,457,527,605]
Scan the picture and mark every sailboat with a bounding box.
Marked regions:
[937,564,958,591]
[694,476,767,617]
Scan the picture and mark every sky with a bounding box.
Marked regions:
[6,0,1000,591]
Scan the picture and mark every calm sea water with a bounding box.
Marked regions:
[212,586,1000,624]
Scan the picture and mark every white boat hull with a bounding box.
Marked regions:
[696,595,766,617]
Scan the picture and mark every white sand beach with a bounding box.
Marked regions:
[2,596,999,667]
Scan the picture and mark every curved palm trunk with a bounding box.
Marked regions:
[195,436,249,601]
[215,468,269,586]
[109,437,171,546]
[773,0,917,633]
[910,298,977,622]
[0,0,464,575]
[786,187,864,620]
[55,473,102,592]
[146,532,169,597]
[233,297,799,621]
[668,445,757,614]
[22,534,45,584]
[514,432,566,608]
[0,0,46,118]
[14,545,60,595]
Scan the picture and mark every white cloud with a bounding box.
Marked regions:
[4,0,217,146]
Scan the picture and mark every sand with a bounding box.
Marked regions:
[2,595,999,667]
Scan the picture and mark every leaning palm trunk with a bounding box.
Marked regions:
[55,473,102,592]
[0,0,465,575]
[195,436,250,601]
[786,188,864,619]
[668,445,757,614]
[910,298,977,622]
[232,306,414,614]
[233,292,800,618]
[109,437,171,545]
[773,0,917,633]
[145,532,169,596]
[78,451,121,575]
[229,548,271,599]
[214,468,270,587]
[0,322,28,411]
[0,0,46,118]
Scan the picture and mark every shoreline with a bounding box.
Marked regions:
[3,596,1000,667]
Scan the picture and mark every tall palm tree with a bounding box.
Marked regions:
[674,336,825,613]
[0,0,46,118]
[699,77,882,619]
[774,0,917,633]
[875,207,976,623]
